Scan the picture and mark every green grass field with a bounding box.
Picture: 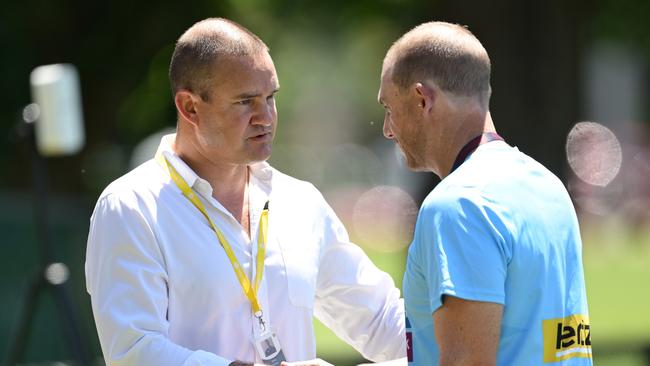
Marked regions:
[314,227,650,366]
[582,227,650,365]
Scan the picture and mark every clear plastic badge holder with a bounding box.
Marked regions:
[254,326,286,366]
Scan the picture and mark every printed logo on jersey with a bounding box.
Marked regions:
[542,314,592,363]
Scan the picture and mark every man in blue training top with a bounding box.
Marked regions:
[377,21,592,365]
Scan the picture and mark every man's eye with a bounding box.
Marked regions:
[237,99,252,105]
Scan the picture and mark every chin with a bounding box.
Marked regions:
[249,149,272,164]
[405,160,427,172]
[399,150,422,171]
[398,144,429,173]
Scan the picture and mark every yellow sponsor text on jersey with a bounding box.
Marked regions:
[542,314,592,363]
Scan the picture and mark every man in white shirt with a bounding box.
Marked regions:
[85,17,405,366]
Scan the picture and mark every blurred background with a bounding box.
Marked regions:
[1,0,649,364]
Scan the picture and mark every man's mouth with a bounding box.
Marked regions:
[248,131,272,142]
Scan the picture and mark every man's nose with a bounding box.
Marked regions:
[252,100,275,126]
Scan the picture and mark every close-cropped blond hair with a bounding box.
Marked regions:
[385,21,492,107]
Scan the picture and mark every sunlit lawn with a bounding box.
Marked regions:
[582,226,650,366]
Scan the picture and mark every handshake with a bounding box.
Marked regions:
[235,358,406,366]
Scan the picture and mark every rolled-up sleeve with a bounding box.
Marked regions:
[312,195,406,362]
[85,193,231,366]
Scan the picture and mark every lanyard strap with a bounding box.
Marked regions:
[156,152,268,317]
[450,132,504,174]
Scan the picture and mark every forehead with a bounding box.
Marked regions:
[378,67,397,104]
[211,52,279,94]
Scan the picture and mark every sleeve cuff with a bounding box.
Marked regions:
[182,350,232,366]
[431,287,505,314]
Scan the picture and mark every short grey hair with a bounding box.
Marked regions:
[169,18,269,101]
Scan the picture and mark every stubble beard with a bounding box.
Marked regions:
[242,137,274,164]
[397,128,428,172]
[405,153,427,172]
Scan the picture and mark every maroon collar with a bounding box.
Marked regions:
[450,132,504,174]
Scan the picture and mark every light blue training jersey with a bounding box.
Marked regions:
[403,141,592,365]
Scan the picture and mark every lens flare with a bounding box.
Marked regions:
[22,103,40,123]
[45,263,70,285]
[566,121,622,187]
[352,185,418,252]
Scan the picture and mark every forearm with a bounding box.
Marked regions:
[95,330,232,366]
[439,355,495,366]
[434,297,502,366]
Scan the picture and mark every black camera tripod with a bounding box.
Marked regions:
[5,113,91,366]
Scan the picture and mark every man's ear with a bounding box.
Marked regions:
[414,82,435,113]
[174,90,201,127]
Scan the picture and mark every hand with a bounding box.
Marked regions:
[281,358,333,366]
[357,357,407,366]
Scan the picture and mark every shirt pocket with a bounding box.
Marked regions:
[280,237,319,309]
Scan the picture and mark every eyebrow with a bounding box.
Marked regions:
[235,88,280,100]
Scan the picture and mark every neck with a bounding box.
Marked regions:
[436,111,496,178]
[173,134,250,232]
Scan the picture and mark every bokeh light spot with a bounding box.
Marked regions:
[352,185,418,252]
[22,103,40,123]
[566,121,622,187]
[45,263,69,285]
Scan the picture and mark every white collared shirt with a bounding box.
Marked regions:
[85,134,405,365]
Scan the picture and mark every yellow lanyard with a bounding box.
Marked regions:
[156,152,268,318]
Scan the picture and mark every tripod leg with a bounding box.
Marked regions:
[6,271,45,366]
[11,114,93,365]
[51,282,92,365]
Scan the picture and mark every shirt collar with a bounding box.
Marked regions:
[155,133,274,188]
[249,161,273,183]
[156,133,201,190]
